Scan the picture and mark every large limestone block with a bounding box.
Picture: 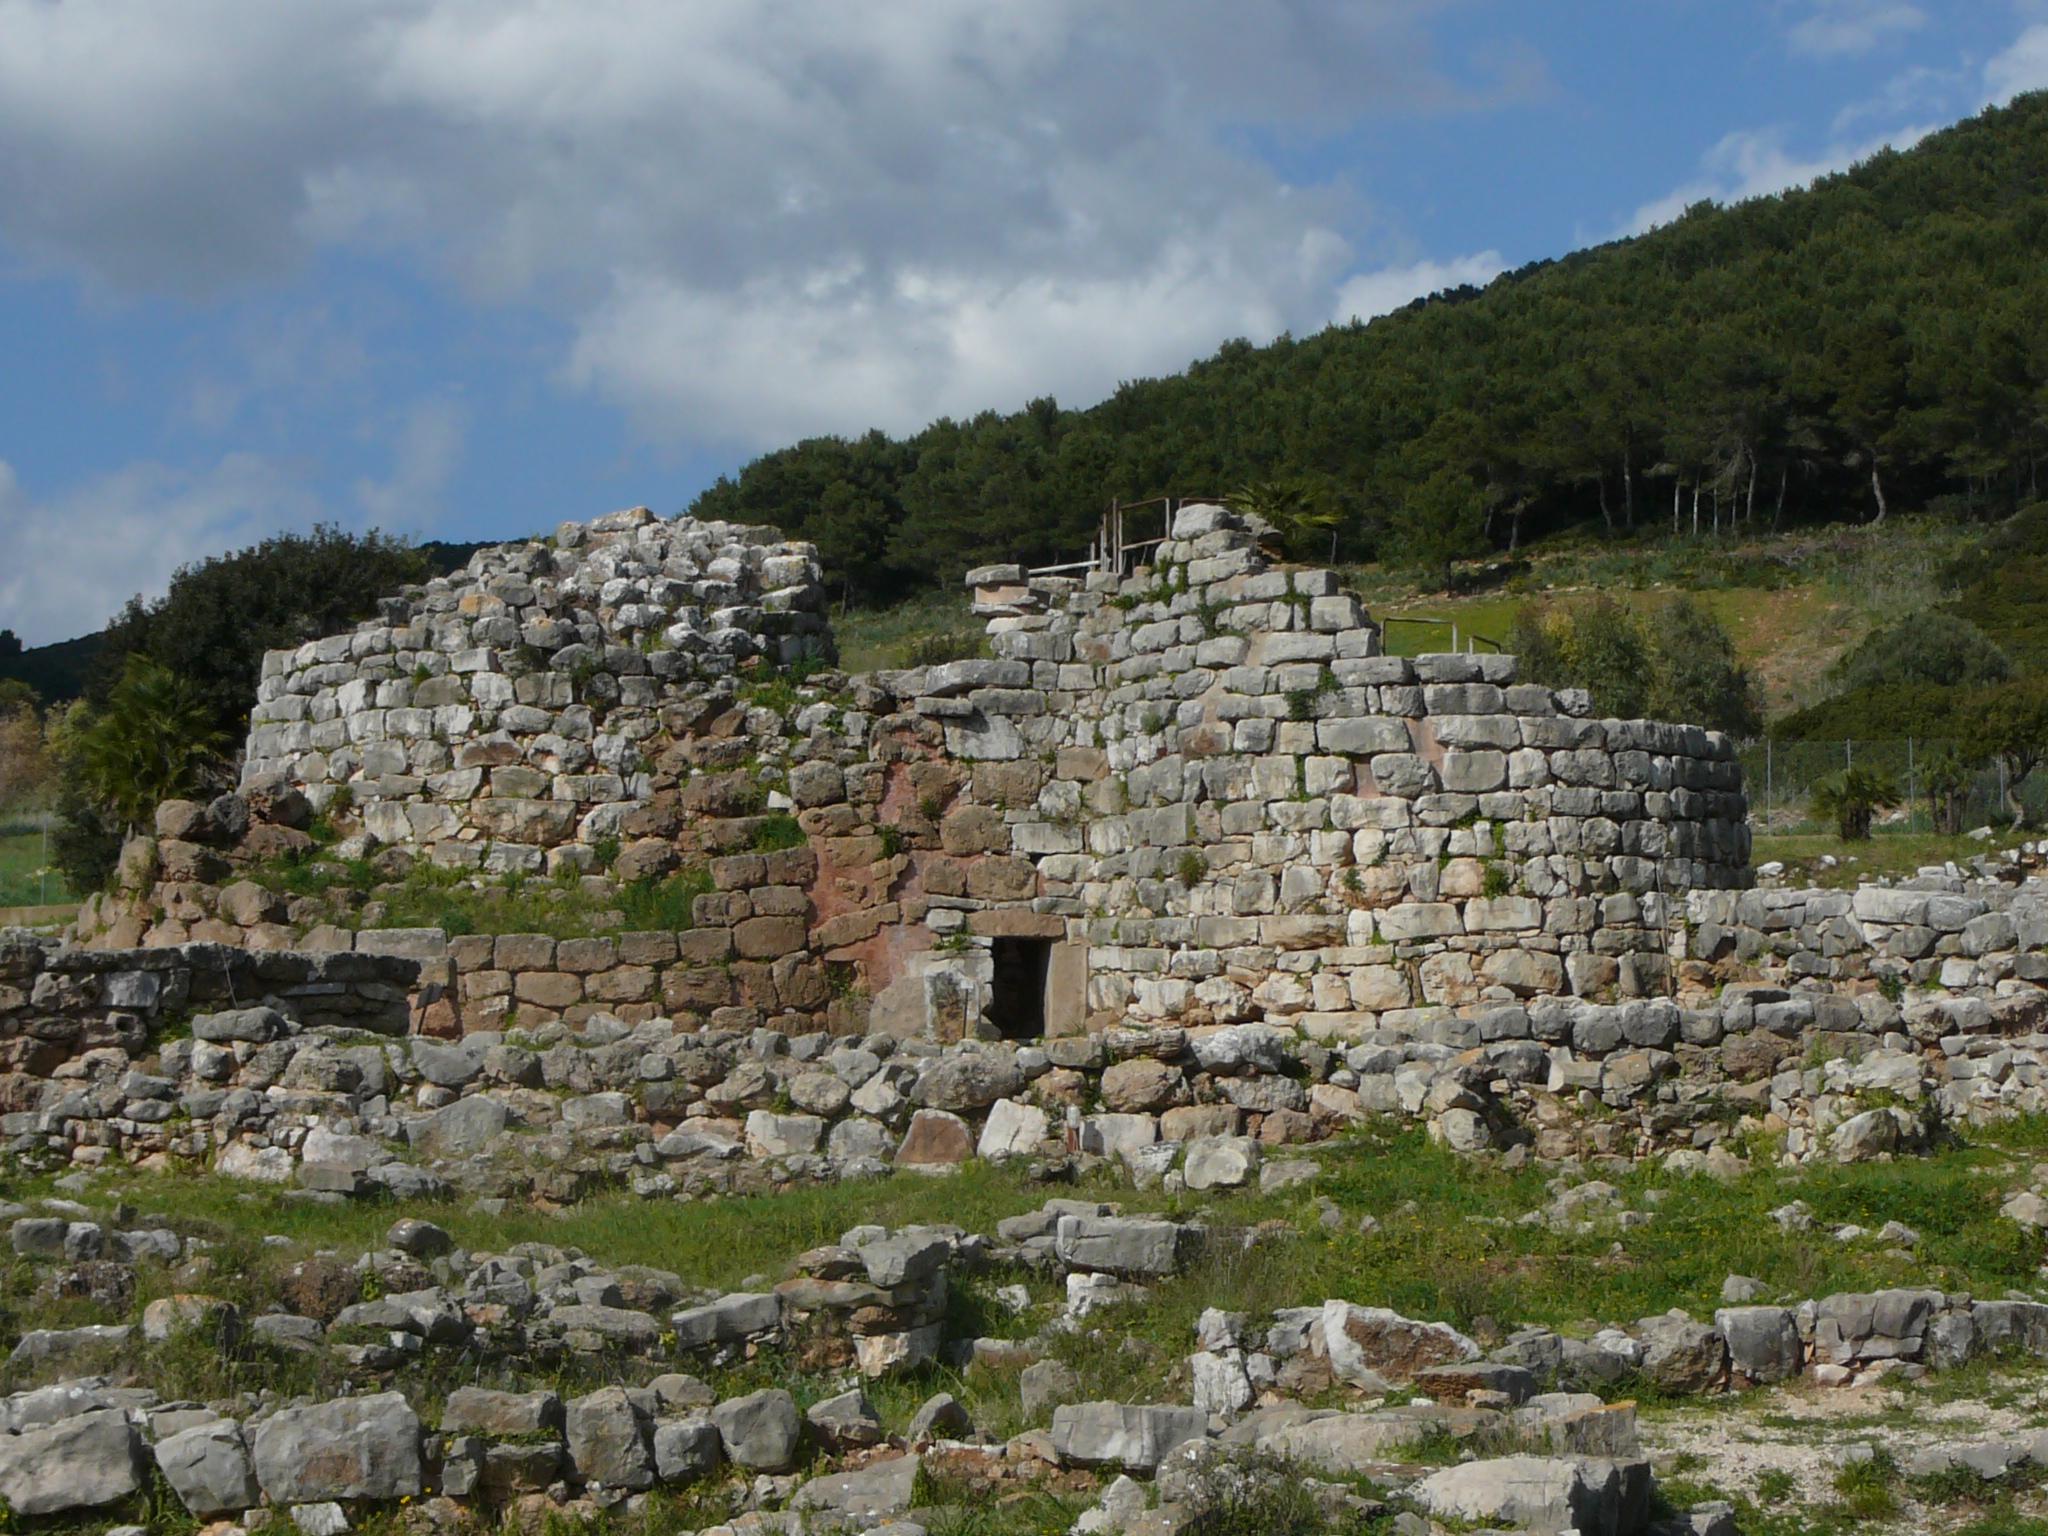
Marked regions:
[1715,1306,1801,1384]
[408,1095,509,1159]
[250,1393,423,1504]
[0,1407,144,1516]
[1320,1300,1479,1388]
[977,1098,1051,1159]
[1415,1455,1652,1536]
[1255,1411,1425,1475]
[1049,1402,1207,1472]
[790,1453,922,1527]
[711,1389,803,1472]
[1055,1215,1198,1279]
[566,1386,655,1490]
[155,1420,259,1516]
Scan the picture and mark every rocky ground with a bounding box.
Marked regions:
[0,1105,2046,1536]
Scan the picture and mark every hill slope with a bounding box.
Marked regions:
[0,538,491,708]
[692,94,2048,606]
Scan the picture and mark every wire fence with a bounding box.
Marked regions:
[1741,738,2046,832]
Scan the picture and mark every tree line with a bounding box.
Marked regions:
[691,93,2048,604]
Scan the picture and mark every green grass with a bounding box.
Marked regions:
[0,822,69,907]
[39,1116,2048,1331]
[253,855,718,940]
[1752,828,2021,886]
[1345,514,1980,720]
[835,588,987,674]
[8,1117,2047,1447]
[33,1159,1095,1292]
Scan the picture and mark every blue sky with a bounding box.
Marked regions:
[0,0,2041,645]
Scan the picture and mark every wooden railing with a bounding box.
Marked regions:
[1025,495,1226,581]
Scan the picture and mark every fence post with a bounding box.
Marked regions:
[1907,737,1915,833]
[1765,738,1772,828]
[1846,738,1853,772]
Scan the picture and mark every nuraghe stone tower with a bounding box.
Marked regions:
[86,501,1749,1045]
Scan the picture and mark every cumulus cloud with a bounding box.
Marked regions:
[1783,0,1926,57]
[1986,24,2048,105]
[1621,121,1933,236]
[0,454,324,646]
[0,0,1530,447]
[1331,251,1506,326]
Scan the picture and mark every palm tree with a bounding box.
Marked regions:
[72,656,228,833]
[1226,479,1344,563]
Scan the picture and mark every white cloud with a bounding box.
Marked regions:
[1986,24,2048,104]
[1621,121,1934,236]
[355,397,468,524]
[1331,251,1506,325]
[1784,0,1926,57]
[0,0,1521,448]
[0,455,324,646]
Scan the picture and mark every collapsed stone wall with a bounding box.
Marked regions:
[241,506,830,868]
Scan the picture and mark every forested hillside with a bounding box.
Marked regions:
[693,93,2048,605]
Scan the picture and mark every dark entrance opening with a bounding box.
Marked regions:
[988,937,1053,1041]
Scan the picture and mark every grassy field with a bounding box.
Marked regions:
[0,820,68,907]
[1752,827,2023,886]
[2,1120,2046,1533]
[14,1118,2046,1413]
[834,588,985,674]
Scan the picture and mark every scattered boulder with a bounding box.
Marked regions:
[0,1407,145,1517]
[155,1421,259,1517]
[711,1388,803,1472]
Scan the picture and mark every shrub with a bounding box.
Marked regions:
[1830,613,2013,692]
[1770,682,1965,743]
[66,656,227,834]
[1511,595,1651,719]
[1514,594,1758,735]
[750,813,807,852]
[1649,597,1763,739]
[96,523,427,739]
[1964,676,2048,828]
[1811,767,1900,839]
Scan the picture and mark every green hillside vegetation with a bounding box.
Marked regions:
[0,536,489,709]
[692,94,2048,606]
[16,96,2048,892]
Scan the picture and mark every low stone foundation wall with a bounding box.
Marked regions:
[1684,875,2048,989]
[0,932,417,1091]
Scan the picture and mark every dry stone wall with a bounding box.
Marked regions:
[20,885,2048,1185]
[81,502,1751,1050]
[849,501,1748,1041]
[241,506,830,872]
[1684,875,2048,991]
[0,932,417,1123]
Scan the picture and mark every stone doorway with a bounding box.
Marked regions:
[988,937,1053,1040]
